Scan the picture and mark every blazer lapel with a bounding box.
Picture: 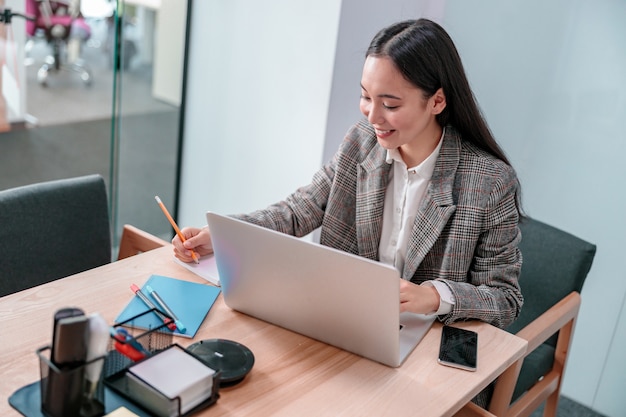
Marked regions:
[356,145,390,261]
[402,132,460,279]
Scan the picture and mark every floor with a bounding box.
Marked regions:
[531,396,607,417]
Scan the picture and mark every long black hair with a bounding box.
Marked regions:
[367,19,522,214]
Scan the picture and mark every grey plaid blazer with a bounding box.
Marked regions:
[235,119,523,329]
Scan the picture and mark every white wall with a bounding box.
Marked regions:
[182,1,625,415]
[180,0,342,227]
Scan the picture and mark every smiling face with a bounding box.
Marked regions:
[359,56,446,167]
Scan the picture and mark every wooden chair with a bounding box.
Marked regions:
[455,218,596,417]
[0,175,111,297]
[117,224,169,260]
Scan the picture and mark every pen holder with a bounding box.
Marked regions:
[104,308,174,377]
[37,346,105,417]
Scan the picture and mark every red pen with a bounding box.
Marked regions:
[112,328,147,361]
[130,284,177,331]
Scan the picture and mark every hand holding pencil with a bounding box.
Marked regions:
[171,226,215,264]
[155,196,202,264]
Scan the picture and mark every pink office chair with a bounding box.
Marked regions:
[25,0,92,86]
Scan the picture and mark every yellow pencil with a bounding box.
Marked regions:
[155,196,200,264]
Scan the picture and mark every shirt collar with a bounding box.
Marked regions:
[385,127,445,177]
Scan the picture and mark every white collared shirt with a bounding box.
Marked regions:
[378,131,454,315]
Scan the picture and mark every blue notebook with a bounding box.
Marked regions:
[115,275,221,338]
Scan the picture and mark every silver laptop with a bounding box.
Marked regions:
[206,212,436,367]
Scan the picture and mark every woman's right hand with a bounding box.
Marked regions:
[171,226,214,262]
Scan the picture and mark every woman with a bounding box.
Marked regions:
[174,18,523,335]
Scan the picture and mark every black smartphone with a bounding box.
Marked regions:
[438,325,478,371]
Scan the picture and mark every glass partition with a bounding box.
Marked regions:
[0,1,115,201]
[110,0,188,249]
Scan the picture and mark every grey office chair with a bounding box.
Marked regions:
[0,174,112,297]
[457,217,596,417]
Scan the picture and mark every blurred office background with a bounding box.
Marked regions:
[0,1,624,416]
[0,0,186,247]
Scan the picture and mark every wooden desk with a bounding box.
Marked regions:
[0,246,526,417]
